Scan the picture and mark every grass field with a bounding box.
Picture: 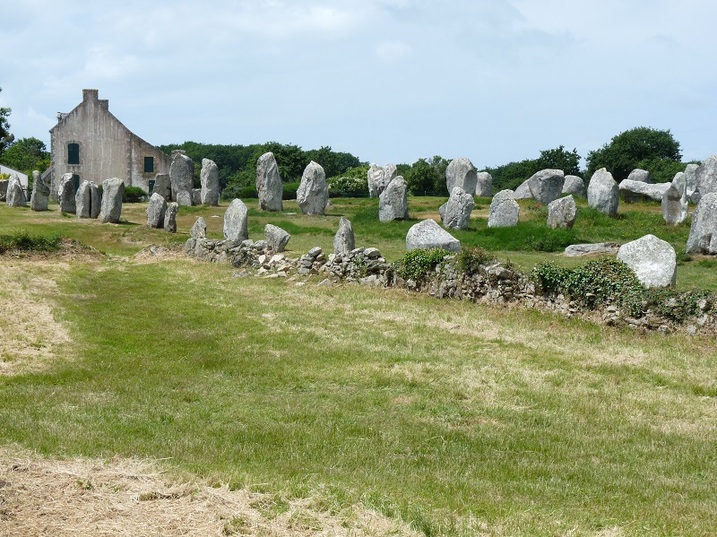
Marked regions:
[1,197,716,535]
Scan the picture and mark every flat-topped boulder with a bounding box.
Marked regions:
[588,168,619,217]
[488,189,520,228]
[618,179,671,202]
[528,169,565,205]
[406,219,461,252]
[626,168,652,183]
[617,234,676,288]
[564,243,620,257]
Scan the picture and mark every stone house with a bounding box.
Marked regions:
[49,89,170,197]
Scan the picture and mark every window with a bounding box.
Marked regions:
[68,143,79,165]
[72,175,80,192]
[144,156,154,173]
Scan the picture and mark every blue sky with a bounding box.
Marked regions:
[2,0,715,170]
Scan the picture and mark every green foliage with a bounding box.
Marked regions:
[642,289,713,323]
[327,166,369,198]
[0,231,61,253]
[282,182,299,200]
[404,156,449,196]
[455,246,494,274]
[237,185,258,199]
[122,186,147,203]
[0,87,12,158]
[394,249,449,282]
[585,126,682,181]
[0,137,50,175]
[487,145,581,191]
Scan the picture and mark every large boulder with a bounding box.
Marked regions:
[367,164,397,198]
[475,171,492,197]
[686,192,717,254]
[617,234,676,288]
[695,155,717,197]
[297,161,328,215]
[30,170,50,211]
[169,150,194,205]
[200,158,220,206]
[564,243,620,257]
[618,179,671,202]
[264,224,291,253]
[153,173,171,200]
[98,177,125,223]
[562,175,586,197]
[406,219,461,252]
[439,187,474,229]
[513,179,533,199]
[6,175,26,207]
[190,217,207,239]
[75,180,100,218]
[379,175,409,222]
[333,217,355,255]
[488,189,520,228]
[224,198,249,242]
[587,168,619,217]
[164,202,178,233]
[684,163,699,203]
[146,192,168,228]
[256,152,283,212]
[626,168,652,183]
[547,195,577,229]
[446,157,478,195]
[528,169,565,205]
[58,173,76,214]
[662,185,688,226]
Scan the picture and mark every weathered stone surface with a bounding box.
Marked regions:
[446,157,478,195]
[528,169,565,205]
[367,164,397,198]
[98,177,125,223]
[200,158,220,206]
[547,195,577,229]
[686,192,717,254]
[379,175,409,222]
[190,217,207,239]
[333,217,355,256]
[662,185,688,226]
[30,170,50,211]
[297,161,328,215]
[164,202,178,233]
[562,175,586,197]
[6,175,26,207]
[191,188,201,206]
[564,243,620,257]
[0,180,7,202]
[626,168,652,183]
[672,172,686,197]
[695,155,717,197]
[224,198,249,241]
[75,180,100,218]
[439,187,474,229]
[684,163,699,202]
[618,179,671,202]
[617,234,676,288]
[513,179,533,199]
[587,168,619,217]
[256,152,283,211]
[488,189,520,228]
[475,171,492,197]
[153,173,171,200]
[170,150,194,205]
[264,224,291,253]
[58,173,76,214]
[146,192,168,228]
[406,219,461,252]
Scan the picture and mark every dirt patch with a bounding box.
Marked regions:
[0,447,419,537]
[131,244,188,264]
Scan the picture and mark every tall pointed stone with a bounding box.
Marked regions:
[256,152,283,211]
[200,158,220,206]
[333,217,355,255]
[30,170,50,211]
[297,161,328,215]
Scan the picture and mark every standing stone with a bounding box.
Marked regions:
[256,152,283,211]
[513,179,533,199]
[406,219,461,252]
[30,171,50,211]
[626,169,652,183]
[75,180,100,218]
[685,163,699,203]
[264,224,291,253]
[170,150,194,205]
[587,168,619,217]
[146,192,168,228]
[695,155,717,197]
[98,177,125,223]
[488,189,520,228]
[475,171,492,197]
[153,173,171,200]
[671,172,686,197]
[439,187,474,229]
[617,234,676,288]
[190,217,207,239]
[446,157,478,195]
[686,192,717,254]
[379,175,409,222]
[58,173,76,214]
[191,188,202,206]
[0,180,8,201]
[367,164,397,198]
[297,161,328,215]
[223,198,249,242]
[547,195,577,229]
[562,175,586,197]
[6,175,26,207]
[200,159,220,206]
[528,169,565,205]
[164,202,178,233]
[662,185,688,226]
[333,217,355,255]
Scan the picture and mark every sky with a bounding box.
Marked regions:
[1,0,716,170]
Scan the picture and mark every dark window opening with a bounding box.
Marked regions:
[72,174,80,193]
[144,156,154,173]
[68,143,80,165]
[148,179,156,194]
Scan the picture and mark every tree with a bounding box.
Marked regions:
[536,145,581,176]
[0,137,50,175]
[0,87,13,159]
[404,156,450,196]
[486,145,582,192]
[585,126,682,181]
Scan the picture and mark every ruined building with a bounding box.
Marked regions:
[49,89,170,196]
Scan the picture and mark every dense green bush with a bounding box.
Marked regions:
[123,186,147,203]
[456,246,494,275]
[282,182,299,200]
[394,249,449,282]
[328,173,369,198]
[237,185,258,199]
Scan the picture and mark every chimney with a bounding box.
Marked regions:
[82,89,99,102]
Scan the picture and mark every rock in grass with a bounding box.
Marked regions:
[333,217,355,255]
[153,173,171,201]
[618,179,671,202]
[662,185,688,226]
[528,169,565,205]
[58,173,76,214]
[264,224,291,253]
[146,192,168,228]
[164,202,179,233]
[200,158,220,206]
[367,164,397,198]
[587,168,619,217]
[30,170,50,211]
[406,219,461,252]
[695,155,717,197]
[297,161,328,215]
[6,174,26,207]
[190,217,207,239]
[379,176,409,222]
[547,195,577,229]
[224,198,249,242]
[627,168,652,183]
[562,175,586,197]
[256,152,283,211]
[170,151,194,205]
[686,192,717,254]
[488,189,520,228]
[617,234,676,288]
[564,243,619,257]
[98,177,125,223]
[76,180,100,219]
[475,171,492,197]
[439,187,474,229]
[445,157,478,195]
